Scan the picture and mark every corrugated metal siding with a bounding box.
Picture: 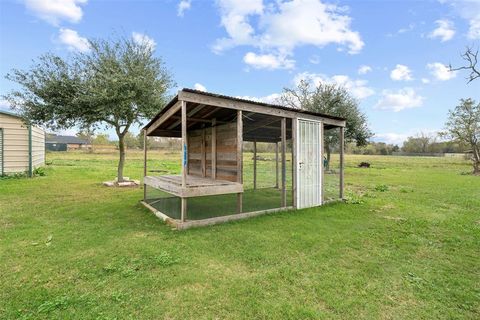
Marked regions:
[0,113,45,173]
[31,126,45,168]
[0,113,29,172]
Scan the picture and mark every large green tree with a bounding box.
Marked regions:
[279,79,372,166]
[443,98,480,175]
[4,36,174,182]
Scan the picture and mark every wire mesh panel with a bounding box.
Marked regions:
[145,185,181,219]
[242,141,293,212]
[0,128,3,175]
[323,126,341,202]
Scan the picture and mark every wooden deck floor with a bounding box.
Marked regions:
[144,175,243,198]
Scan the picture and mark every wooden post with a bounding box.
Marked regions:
[201,127,206,177]
[143,129,147,201]
[340,126,345,200]
[275,142,279,189]
[237,110,243,213]
[281,117,287,207]
[253,139,257,190]
[211,118,216,179]
[321,123,325,204]
[291,119,297,208]
[181,100,187,222]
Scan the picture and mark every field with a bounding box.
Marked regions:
[0,150,479,319]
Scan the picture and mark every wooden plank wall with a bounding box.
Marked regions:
[187,122,238,182]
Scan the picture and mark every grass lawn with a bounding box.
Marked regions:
[0,150,479,319]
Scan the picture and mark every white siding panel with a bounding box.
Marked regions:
[1,113,45,173]
[31,126,45,168]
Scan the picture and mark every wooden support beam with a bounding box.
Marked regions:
[321,123,325,204]
[275,142,279,189]
[253,139,257,190]
[292,118,297,208]
[178,90,347,127]
[143,129,147,201]
[340,126,345,200]
[181,100,187,222]
[281,117,287,207]
[146,101,181,135]
[211,118,216,179]
[169,115,227,125]
[201,127,206,177]
[181,198,187,222]
[167,104,205,129]
[244,117,280,134]
[237,110,243,213]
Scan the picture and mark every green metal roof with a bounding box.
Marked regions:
[0,109,22,118]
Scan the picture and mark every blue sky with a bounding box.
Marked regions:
[0,0,479,144]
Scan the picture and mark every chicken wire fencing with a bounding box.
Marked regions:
[323,126,341,202]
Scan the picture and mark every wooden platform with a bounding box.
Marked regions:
[144,175,243,198]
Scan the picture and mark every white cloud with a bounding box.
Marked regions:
[177,0,191,17]
[421,78,430,84]
[58,28,90,52]
[24,0,87,25]
[358,65,372,75]
[243,52,295,70]
[374,133,409,145]
[214,0,364,69]
[0,99,11,111]
[438,0,480,39]
[193,83,207,91]
[309,55,320,64]
[294,72,375,100]
[390,64,413,81]
[237,93,282,104]
[132,32,156,50]
[375,88,424,112]
[427,62,457,81]
[468,17,480,39]
[428,19,455,42]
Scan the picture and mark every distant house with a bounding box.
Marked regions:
[0,110,45,176]
[46,135,91,151]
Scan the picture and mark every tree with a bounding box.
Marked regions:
[93,133,111,145]
[450,46,480,83]
[123,132,139,149]
[4,35,174,182]
[279,80,372,167]
[77,128,94,153]
[443,98,480,175]
[402,132,437,153]
[137,131,152,149]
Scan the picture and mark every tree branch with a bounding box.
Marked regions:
[449,46,480,83]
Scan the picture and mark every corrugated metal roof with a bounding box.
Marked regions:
[0,110,23,119]
[144,88,346,129]
[46,135,89,144]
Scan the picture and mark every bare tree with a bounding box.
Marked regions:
[450,46,480,83]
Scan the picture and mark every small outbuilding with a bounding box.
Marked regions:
[0,110,45,176]
[141,89,346,229]
[46,135,91,151]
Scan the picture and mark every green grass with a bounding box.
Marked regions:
[0,151,479,319]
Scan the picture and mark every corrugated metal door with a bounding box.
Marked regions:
[0,128,3,175]
[296,119,322,208]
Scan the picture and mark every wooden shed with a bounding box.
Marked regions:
[141,89,346,229]
[0,110,45,176]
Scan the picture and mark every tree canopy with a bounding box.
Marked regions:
[278,79,372,166]
[4,35,174,182]
[443,98,480,174]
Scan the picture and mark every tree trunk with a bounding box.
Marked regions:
[117,133,126,182]
[473,144,480,175]
[325,144,331,171]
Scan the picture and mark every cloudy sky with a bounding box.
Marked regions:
[0,0,479,144]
